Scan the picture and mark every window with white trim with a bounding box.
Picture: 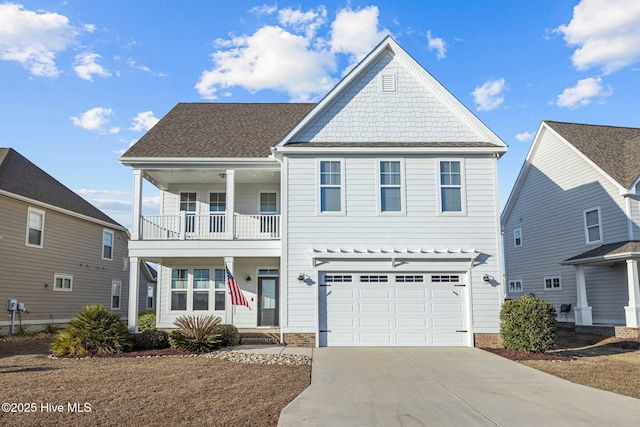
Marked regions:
[514,228,522,247]
[180,192,197,233]
[147,284,155,309]
[26,207,44,247]
[111,280,122,309]
[260,192,278,233]
[379,160,402,212]
[544,275,562,291]
[214,269,226,311]
[319,160,342,213]
[584,206,602,244]
[102,230,114,260]
[54,274,72,291]
[508,279,523,293]
[171,269,188,311]
[209,192,226,233]
[193,269,210,311]
[439,161,463,212]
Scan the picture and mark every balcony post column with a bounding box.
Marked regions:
[132,169,143,240]
[226,170,235,240]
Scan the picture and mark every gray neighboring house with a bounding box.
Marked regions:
[0,148,130,331]
[501,121,640,336]
[139,261,157,313]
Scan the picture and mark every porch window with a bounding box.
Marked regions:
[193,269,210,311]
[209,192,226,233]
[111,280,121,309]
[544,275,562,291]
[319,160,342,212]
[180,192,197,233]
[584,206,602,244]
[214,269,226,311]
[260,192,277,233]
[171,269,188,310]
[379,160,402,212]
[26,207,44,247]
[440,161,462,212]
[103,229,114,260]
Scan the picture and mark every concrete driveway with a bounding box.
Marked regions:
[279,347,640,426]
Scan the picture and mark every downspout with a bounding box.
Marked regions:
[626,196,634,241]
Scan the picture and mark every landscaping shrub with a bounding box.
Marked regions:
[213,324,240,347]
[169,315,222,353]
[51,305,133,356]
[42,322,59,334]
[138,309,156,332]
[133,329,170,350]
[500,296,557,353]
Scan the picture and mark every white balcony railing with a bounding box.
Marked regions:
[140,213,280,240]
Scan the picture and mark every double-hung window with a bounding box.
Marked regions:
[180,192,197,233]
[171,269,188,311]
[260,192,277,233]
[111,280,122,309]
[103,230,114,260]
[514,228,522,247]
[26,207,44,247]
[209,192,226,233]
[439,160,463,212]
[193,269,210,311]
[584,206,602,244]
[379,160,402,212]
[214,269,226,311]
[319,160,342,213]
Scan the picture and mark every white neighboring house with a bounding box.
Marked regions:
[120,37,508,347]
[501,121,640,336]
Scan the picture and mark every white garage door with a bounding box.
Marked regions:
[319,273,468,346]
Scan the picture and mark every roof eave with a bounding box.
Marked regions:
[273,145,507,156]
[119,156,280,168]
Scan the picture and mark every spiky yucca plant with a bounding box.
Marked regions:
[51,305,132,356]
[169,315,222,353]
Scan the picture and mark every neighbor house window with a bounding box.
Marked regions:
[26,207,44,247]
[111,280,122,309]
[584,206,602,244]
[193,269,210,311]
[180,192,197,233]
[147,284,155,309]
[209,192,226,233]
[171,269,188,311]
[439,161,463,212]
[379,160,402,212]
[514,228,522,247]
[214,269,226,311]
[54,274,72,292]
[319,160,342,212]
[544,275,562,291]
[103,230,114,260]
[508,279,523,293]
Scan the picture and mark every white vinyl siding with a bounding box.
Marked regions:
[584,206,602,244]
[54,274,72,292]
[26,207,44,247]
[102,229,114,260]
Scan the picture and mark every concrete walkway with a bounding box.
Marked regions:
[278,347,640,427]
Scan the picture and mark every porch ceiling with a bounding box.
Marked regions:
[144,168,280,189]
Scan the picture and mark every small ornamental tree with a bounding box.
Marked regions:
[500,296,557,353]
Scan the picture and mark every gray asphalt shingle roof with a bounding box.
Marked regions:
[121,103,316,158]
[562,241,640,264]
[545,121,640,189]
[0,148,124,228]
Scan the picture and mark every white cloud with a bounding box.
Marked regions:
[73,52,111,81]
[130,111,159,132]
[330,6,389,62]
[70,107,114,131]
[556,77,612,109]
[196,6,389,101]
[427,31,446,59]
[75,189,129,197]
[109,127,120,134]
[515,131,533,142]
[249,4,278,17]
[83,24,96,33]
[555,0,640,74]
[0,3,79,77]
[127,59,150,72]
[471,78,506,111]
[114,138,138,156]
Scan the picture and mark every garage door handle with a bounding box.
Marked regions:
[456,330,467,333]
[326,290,332,296]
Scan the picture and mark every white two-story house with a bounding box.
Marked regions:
[121,37,508,347]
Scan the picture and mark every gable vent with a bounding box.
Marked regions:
[381,74,396,92]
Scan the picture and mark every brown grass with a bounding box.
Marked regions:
[0,336,310,426]
[487,328,640,400]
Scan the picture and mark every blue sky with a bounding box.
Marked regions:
[2,1,639,229]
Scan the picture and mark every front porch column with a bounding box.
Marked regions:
[224,256,234,324]
[624,259,640,327]
[131,169,143,240]
[574,265,593,325]
[128,256,140,332]
[225,170,235,240]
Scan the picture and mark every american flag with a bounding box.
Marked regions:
[226,266,250,309]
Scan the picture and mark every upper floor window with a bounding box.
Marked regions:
[514,228,522,247]
[26,207,44,247]
[260,192,277,214]
[209,192,226,212]
[180,192,197,233]
[584,206,602,244]
[379,160,402,212]
[319,160,342,213]
[54,274,72,292]
[439,161,463,213]
[103,230,114,260]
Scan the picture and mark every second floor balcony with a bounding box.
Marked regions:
[140,212,280,240]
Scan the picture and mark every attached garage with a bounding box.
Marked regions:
[318,272,469,346]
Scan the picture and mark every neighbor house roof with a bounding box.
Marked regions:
[545,121,640,189]
[561,240,640,265]
[121,103,316,159]
[0,148,124,229]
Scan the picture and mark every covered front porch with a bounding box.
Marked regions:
[561,241,640,331]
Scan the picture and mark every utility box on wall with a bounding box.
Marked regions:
[7,299,17,311]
